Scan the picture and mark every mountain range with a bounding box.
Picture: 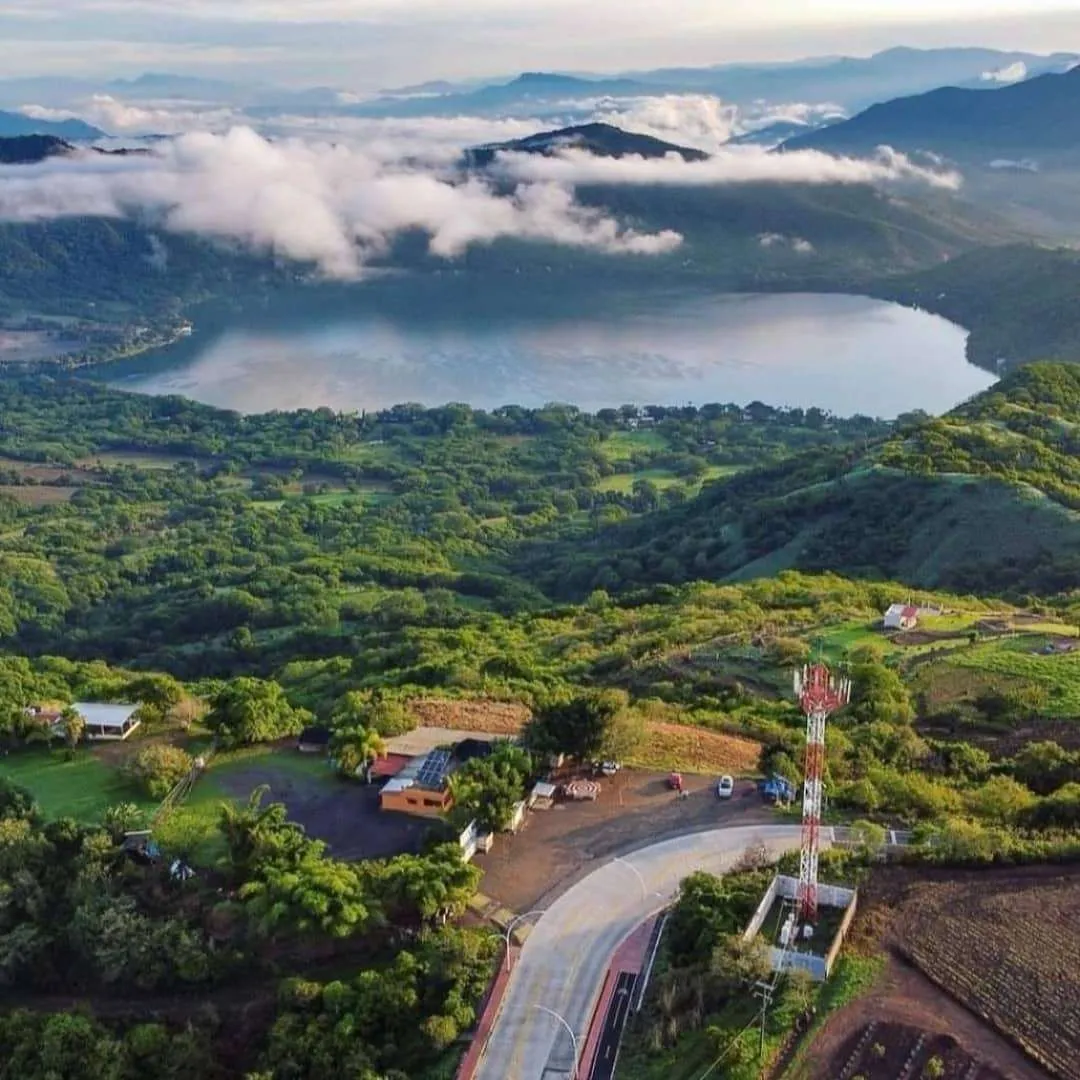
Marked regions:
[787,63,1080,162]
[365,48,1079,119]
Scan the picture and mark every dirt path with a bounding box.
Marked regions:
[800,955,1052,1080]
[475,772,773,912]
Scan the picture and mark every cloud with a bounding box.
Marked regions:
[22,95,241,134]
[0,126,681,275]
[980,60,1027,83]
[591,94,739,153]
[493,143,963,189]
[759,232,814,252]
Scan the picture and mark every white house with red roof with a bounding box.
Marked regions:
[883,604,919,631]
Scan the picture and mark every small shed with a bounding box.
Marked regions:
[529,781,558,810]
[883,604,919,631]
[72,703,141,741]
[297,726,332,753]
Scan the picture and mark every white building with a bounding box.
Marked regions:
[883,604,919,631]
[71,703,141,741]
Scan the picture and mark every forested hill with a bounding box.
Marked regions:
[524,363,1080,599]
[870,244,1080,373]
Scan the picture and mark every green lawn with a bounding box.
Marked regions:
[601,430,669,461]
[0,748,157,822]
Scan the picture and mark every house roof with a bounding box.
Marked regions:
[885,604,918,619]
[370,753,412,779]
[73,702,139,728]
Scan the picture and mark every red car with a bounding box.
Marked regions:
[667,772,684,792]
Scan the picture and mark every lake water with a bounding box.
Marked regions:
[103,288,994,417]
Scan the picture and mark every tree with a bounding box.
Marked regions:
[526,690,628,762]
[849,662,913,725]
[331,725,386,780]
[127,674,185,721]
[600,706,646,763]
[450,743,532,833]
[965,775,1036,823]
[101,803,144,841]
[59,707,84,752]
[122,744,193,800]
[331,691,414,738]
[205,678,309,749]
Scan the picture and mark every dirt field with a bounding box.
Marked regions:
[0,485,79,505]
[406,697,532,734]
[801,864,1080,1080]
[627,722,762,774]
[214,759,431,861]
[474,771,773,912]
[802,958,1049,1080]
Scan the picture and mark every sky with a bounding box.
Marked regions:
[0,1,1078,87]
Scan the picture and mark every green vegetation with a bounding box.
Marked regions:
[0,749,157,821]
[531,363,1080,597]
[0,362,1077,1077]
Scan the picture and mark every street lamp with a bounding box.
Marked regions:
[532,1004,580,1080]
[504,909,545,971]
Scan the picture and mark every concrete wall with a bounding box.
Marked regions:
[824,891,859,977]
[742,874,781,942]
[744,874,859,982]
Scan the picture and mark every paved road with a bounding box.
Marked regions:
[590,970,637,1080]
[475,824,808,1080]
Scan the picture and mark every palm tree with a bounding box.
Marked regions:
[331,725,386,780]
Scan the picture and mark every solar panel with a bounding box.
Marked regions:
[416,749,452,790]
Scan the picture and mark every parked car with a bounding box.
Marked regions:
[716,775,735,799]
[595,761,621,777]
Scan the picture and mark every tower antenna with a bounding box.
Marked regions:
[792,663,850,922]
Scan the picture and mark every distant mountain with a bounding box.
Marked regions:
[619,47,1080,112]
[0,135,77,164]
[306,72,669,121]
[464,122,708,167]
[348,49,1080,123]
[0,110,103,140]
[786,65,1080,162]
[0,135,152,165]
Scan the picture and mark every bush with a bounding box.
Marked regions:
[123,745,194,800]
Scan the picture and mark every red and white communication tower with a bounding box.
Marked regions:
[793,662,850,922]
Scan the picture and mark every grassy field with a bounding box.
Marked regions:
[948,636,1080,715]
[0,748,157,821]
[601,430,669,462]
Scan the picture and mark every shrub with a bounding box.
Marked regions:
[123,744,194,800]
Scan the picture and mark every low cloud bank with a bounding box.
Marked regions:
[0,126,681,276]
[493,144,963,190]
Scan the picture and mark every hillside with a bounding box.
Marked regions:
[870,244,1080,371]
[786,64,1080,161]
[464,122,709,167]
[520,363,1080,599]
[0,134,77,165]
[0,109,103,140]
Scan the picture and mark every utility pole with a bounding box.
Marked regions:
[752,979,774,1059]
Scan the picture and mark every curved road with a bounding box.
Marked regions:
[475,824,811,1080]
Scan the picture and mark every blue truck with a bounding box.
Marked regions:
[759,775,797,805]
